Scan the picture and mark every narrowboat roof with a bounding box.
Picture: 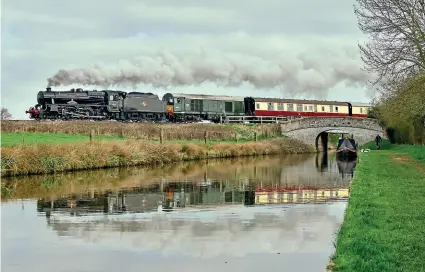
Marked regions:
[164,93,245,102]
[251,97,349,106]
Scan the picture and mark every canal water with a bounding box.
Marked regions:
[1,152,356,272]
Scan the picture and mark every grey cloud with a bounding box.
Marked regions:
[1,0,371,119]
[3,0,361,37]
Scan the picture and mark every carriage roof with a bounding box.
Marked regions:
[251,97,349,106]
[165,93,245,102]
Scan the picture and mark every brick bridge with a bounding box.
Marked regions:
[280,117,386,151]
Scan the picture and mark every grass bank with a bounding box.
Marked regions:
[0,138,314,177]
[0,132,278,147]
[329,141,425,271]
[1,132,125,146]
[1,120,281,142]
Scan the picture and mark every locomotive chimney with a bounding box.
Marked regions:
[46,87,52,92]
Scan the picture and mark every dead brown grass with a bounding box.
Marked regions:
[1,120,281,141]
[0,138,314,177]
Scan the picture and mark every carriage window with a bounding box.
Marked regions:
[256,103,260,109]
[234,102,244,113]
[335,106,339,112]
[190,100,203,111]
[330,106,334,112]
[304,106,308,111]
[360,108,363,113]
[296,104,303,112]
[268,103,274,110]
[308,105,313,111]
[225,102,233,112]
[314,105,318,112]
[277,103,284,110]
[322,106,325,111]
[287,104,294,111]
[110,95,114,101]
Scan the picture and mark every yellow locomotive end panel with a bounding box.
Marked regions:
[166,105,174,113]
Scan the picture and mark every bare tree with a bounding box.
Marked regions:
[354,0,425,86]
[1,108,13,120]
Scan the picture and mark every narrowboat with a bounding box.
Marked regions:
[336,138,358,160]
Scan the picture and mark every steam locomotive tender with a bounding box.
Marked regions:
[26,87,168,121]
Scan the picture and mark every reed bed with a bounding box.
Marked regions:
[1,120,281,141]
[0,138,313,177]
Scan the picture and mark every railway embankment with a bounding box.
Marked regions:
[328,141,425,271]
[1,121,314,177]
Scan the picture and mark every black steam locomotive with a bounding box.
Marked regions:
[26,87,168,122]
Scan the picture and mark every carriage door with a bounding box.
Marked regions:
[348,103,353,116]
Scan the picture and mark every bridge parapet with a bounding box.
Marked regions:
[281,117,383,133]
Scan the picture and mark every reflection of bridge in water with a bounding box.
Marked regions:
[36,153,356,216]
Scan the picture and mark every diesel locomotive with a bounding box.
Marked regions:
[26,87,371,122]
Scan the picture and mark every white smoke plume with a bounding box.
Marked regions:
[47,49,373,96]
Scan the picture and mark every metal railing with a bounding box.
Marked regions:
[220,115,303,123]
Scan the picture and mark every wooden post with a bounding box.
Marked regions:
[120,128,124,138]
[97,126,100,136]
[204,131,208,144]
[21,135,25,145]
[235,133,238,143]
[160,128,164,144]
[90,129,94,143]
[254,132,258,142]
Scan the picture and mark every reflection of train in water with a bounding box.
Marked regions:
[35,153,356,216]
[37,182,350,216]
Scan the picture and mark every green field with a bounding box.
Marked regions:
[0,132,277,147]
[0,133,125,146]
[330,142,425,271]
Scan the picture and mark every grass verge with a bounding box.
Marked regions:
[1,120,281,142]
[1,132,124,146]
[0,138,314,177]
[329,142,425,271]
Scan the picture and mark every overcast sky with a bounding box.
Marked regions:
[1,0,373,119]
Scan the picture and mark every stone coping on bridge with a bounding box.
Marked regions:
[280,116,384,133]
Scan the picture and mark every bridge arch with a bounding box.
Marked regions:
[281,117,386,151]
[315,129,354,151]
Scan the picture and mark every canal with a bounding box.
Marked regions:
[1,152,356,272]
